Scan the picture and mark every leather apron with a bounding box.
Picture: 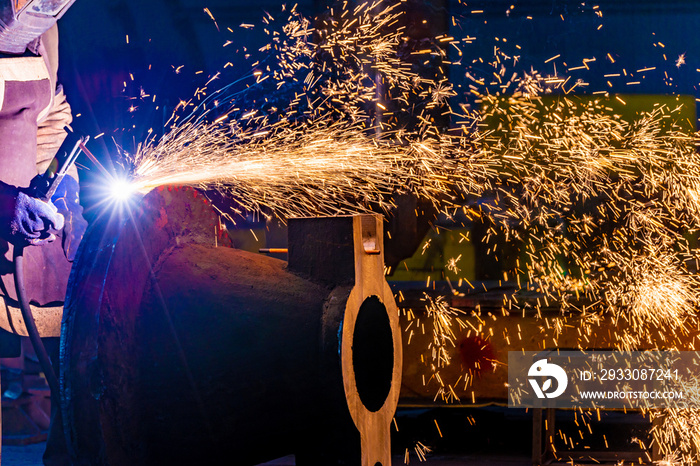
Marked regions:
[0,55,72,306]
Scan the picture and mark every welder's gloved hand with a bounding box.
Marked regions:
[0,183,64,247]
[50,175,87,261]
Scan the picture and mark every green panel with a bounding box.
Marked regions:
[389,227,475,282]
[388,94,696,284]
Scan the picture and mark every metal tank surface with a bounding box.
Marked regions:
[59,185,402,466]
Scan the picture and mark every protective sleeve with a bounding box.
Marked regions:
[35,25,78,181]
[36,86,74,177]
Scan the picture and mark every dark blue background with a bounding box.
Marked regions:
[52,0,700,214]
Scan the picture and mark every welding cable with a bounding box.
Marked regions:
[13,245,61,405]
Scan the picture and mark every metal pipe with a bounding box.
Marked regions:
[61,186,402,466]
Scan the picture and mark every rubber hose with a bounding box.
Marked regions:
[13,245,60,406]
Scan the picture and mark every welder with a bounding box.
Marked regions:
[0,1,86,465]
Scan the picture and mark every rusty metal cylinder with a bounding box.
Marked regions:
[60,186,402,466]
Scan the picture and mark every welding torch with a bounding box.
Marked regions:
[31,136,86,203]
[14,137,86,404]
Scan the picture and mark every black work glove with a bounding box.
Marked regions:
[50,175,88,261]
[0,182,64,247]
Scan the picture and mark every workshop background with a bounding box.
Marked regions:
[5,0,700,465]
